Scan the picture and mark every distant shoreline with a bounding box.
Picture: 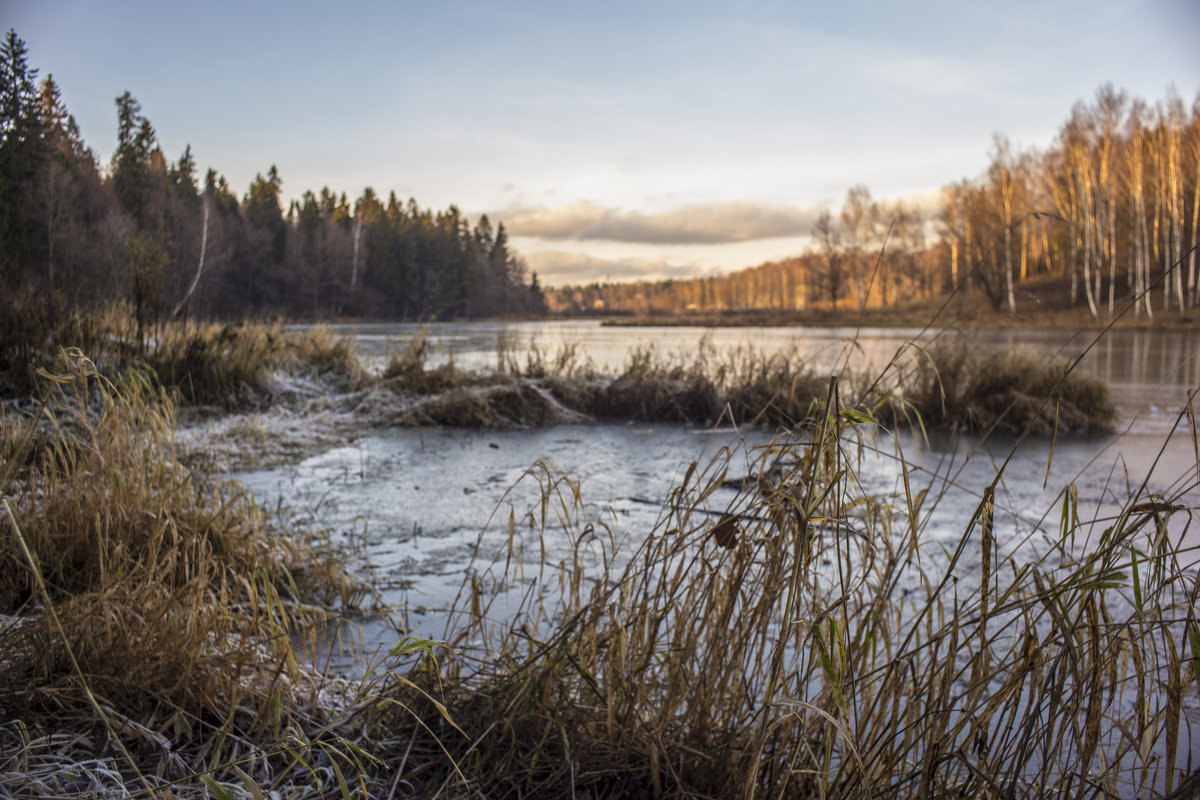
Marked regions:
[296,307,1199,332]
[550,282,1200,331]
[290,283,1200,331]
[589,308,1200,331]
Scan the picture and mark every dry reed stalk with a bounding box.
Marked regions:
[374,364,1195,798]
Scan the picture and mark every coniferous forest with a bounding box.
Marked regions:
[0,30,547,324]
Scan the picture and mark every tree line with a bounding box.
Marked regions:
[0,30,546,325]
[548,85,1200,321]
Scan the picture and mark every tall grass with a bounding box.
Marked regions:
[0,293,365,410]
[378,330,1116,435]
[376,377,1196,797]
[142,320,366,410]
[0,286,102,398]
[0,352,377,796]
[892,336,1117,434]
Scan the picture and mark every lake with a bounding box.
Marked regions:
[236,322,1199,636]
[229,321,1200,783]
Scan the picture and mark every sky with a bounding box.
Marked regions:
[5,0,1198,286]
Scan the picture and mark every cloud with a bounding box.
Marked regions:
[524,250,706,286]
[500,201,822,245]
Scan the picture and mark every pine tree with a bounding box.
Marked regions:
[171,144,198,199]
[0,30,45,279]
[112,91,156,224]
[38,74,86,163]
[244,164,286,260]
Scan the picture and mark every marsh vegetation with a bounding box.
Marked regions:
[2,308,1196,798]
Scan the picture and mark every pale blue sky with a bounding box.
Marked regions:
[6,0,1198,284]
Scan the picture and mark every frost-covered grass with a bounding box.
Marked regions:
[0,295,365,410]
[0,354,385,798]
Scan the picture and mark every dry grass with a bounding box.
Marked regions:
[145,321,367,410]
[381,334,839,429]
[586,342,835,427]
[0,293,365,410]
[0,286,106,398]
[379,330,1114,435]
[381,328,473,395]
[378,331,581,427]
[0,319,1153,798]
[0,352,379,797]
[890,336,1116,435]
[375,376,1196,798]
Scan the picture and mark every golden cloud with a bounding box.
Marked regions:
[501,201,822,245]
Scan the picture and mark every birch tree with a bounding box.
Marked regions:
[840,185,876,311]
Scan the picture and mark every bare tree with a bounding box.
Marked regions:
[988,136,1018,314]
[351,214,362,293]
[1125,101,1154,319]
[35,157,73,293]
[938,181,973,292]
[811,209,844,308]
[840,185,877,311]
[1189,98,1200,307]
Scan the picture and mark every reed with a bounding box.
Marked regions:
[891,336,1116,434]
[379,329,1115,433]
[384,335,837,429]
[375,377,1196,798]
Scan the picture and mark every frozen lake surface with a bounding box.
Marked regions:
[230,322,1200,782]
[237,323,1199,639]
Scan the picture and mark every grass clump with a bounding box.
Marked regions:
[579,344,833,427]
[379,338,834,429]
[146,321,366,410]
[502,336,829,428]
[892,336,1116,434]
[377,378,1196,798]
[399,383,578,428]
[143,321,291,408]
[0,352,372,795]
[0,291,366,410]
[290,324,366,386]
[717,347,832,425]
[595,344,723,423]
[382,329,475,395]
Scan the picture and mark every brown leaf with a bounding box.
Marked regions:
[713,513,738,549]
